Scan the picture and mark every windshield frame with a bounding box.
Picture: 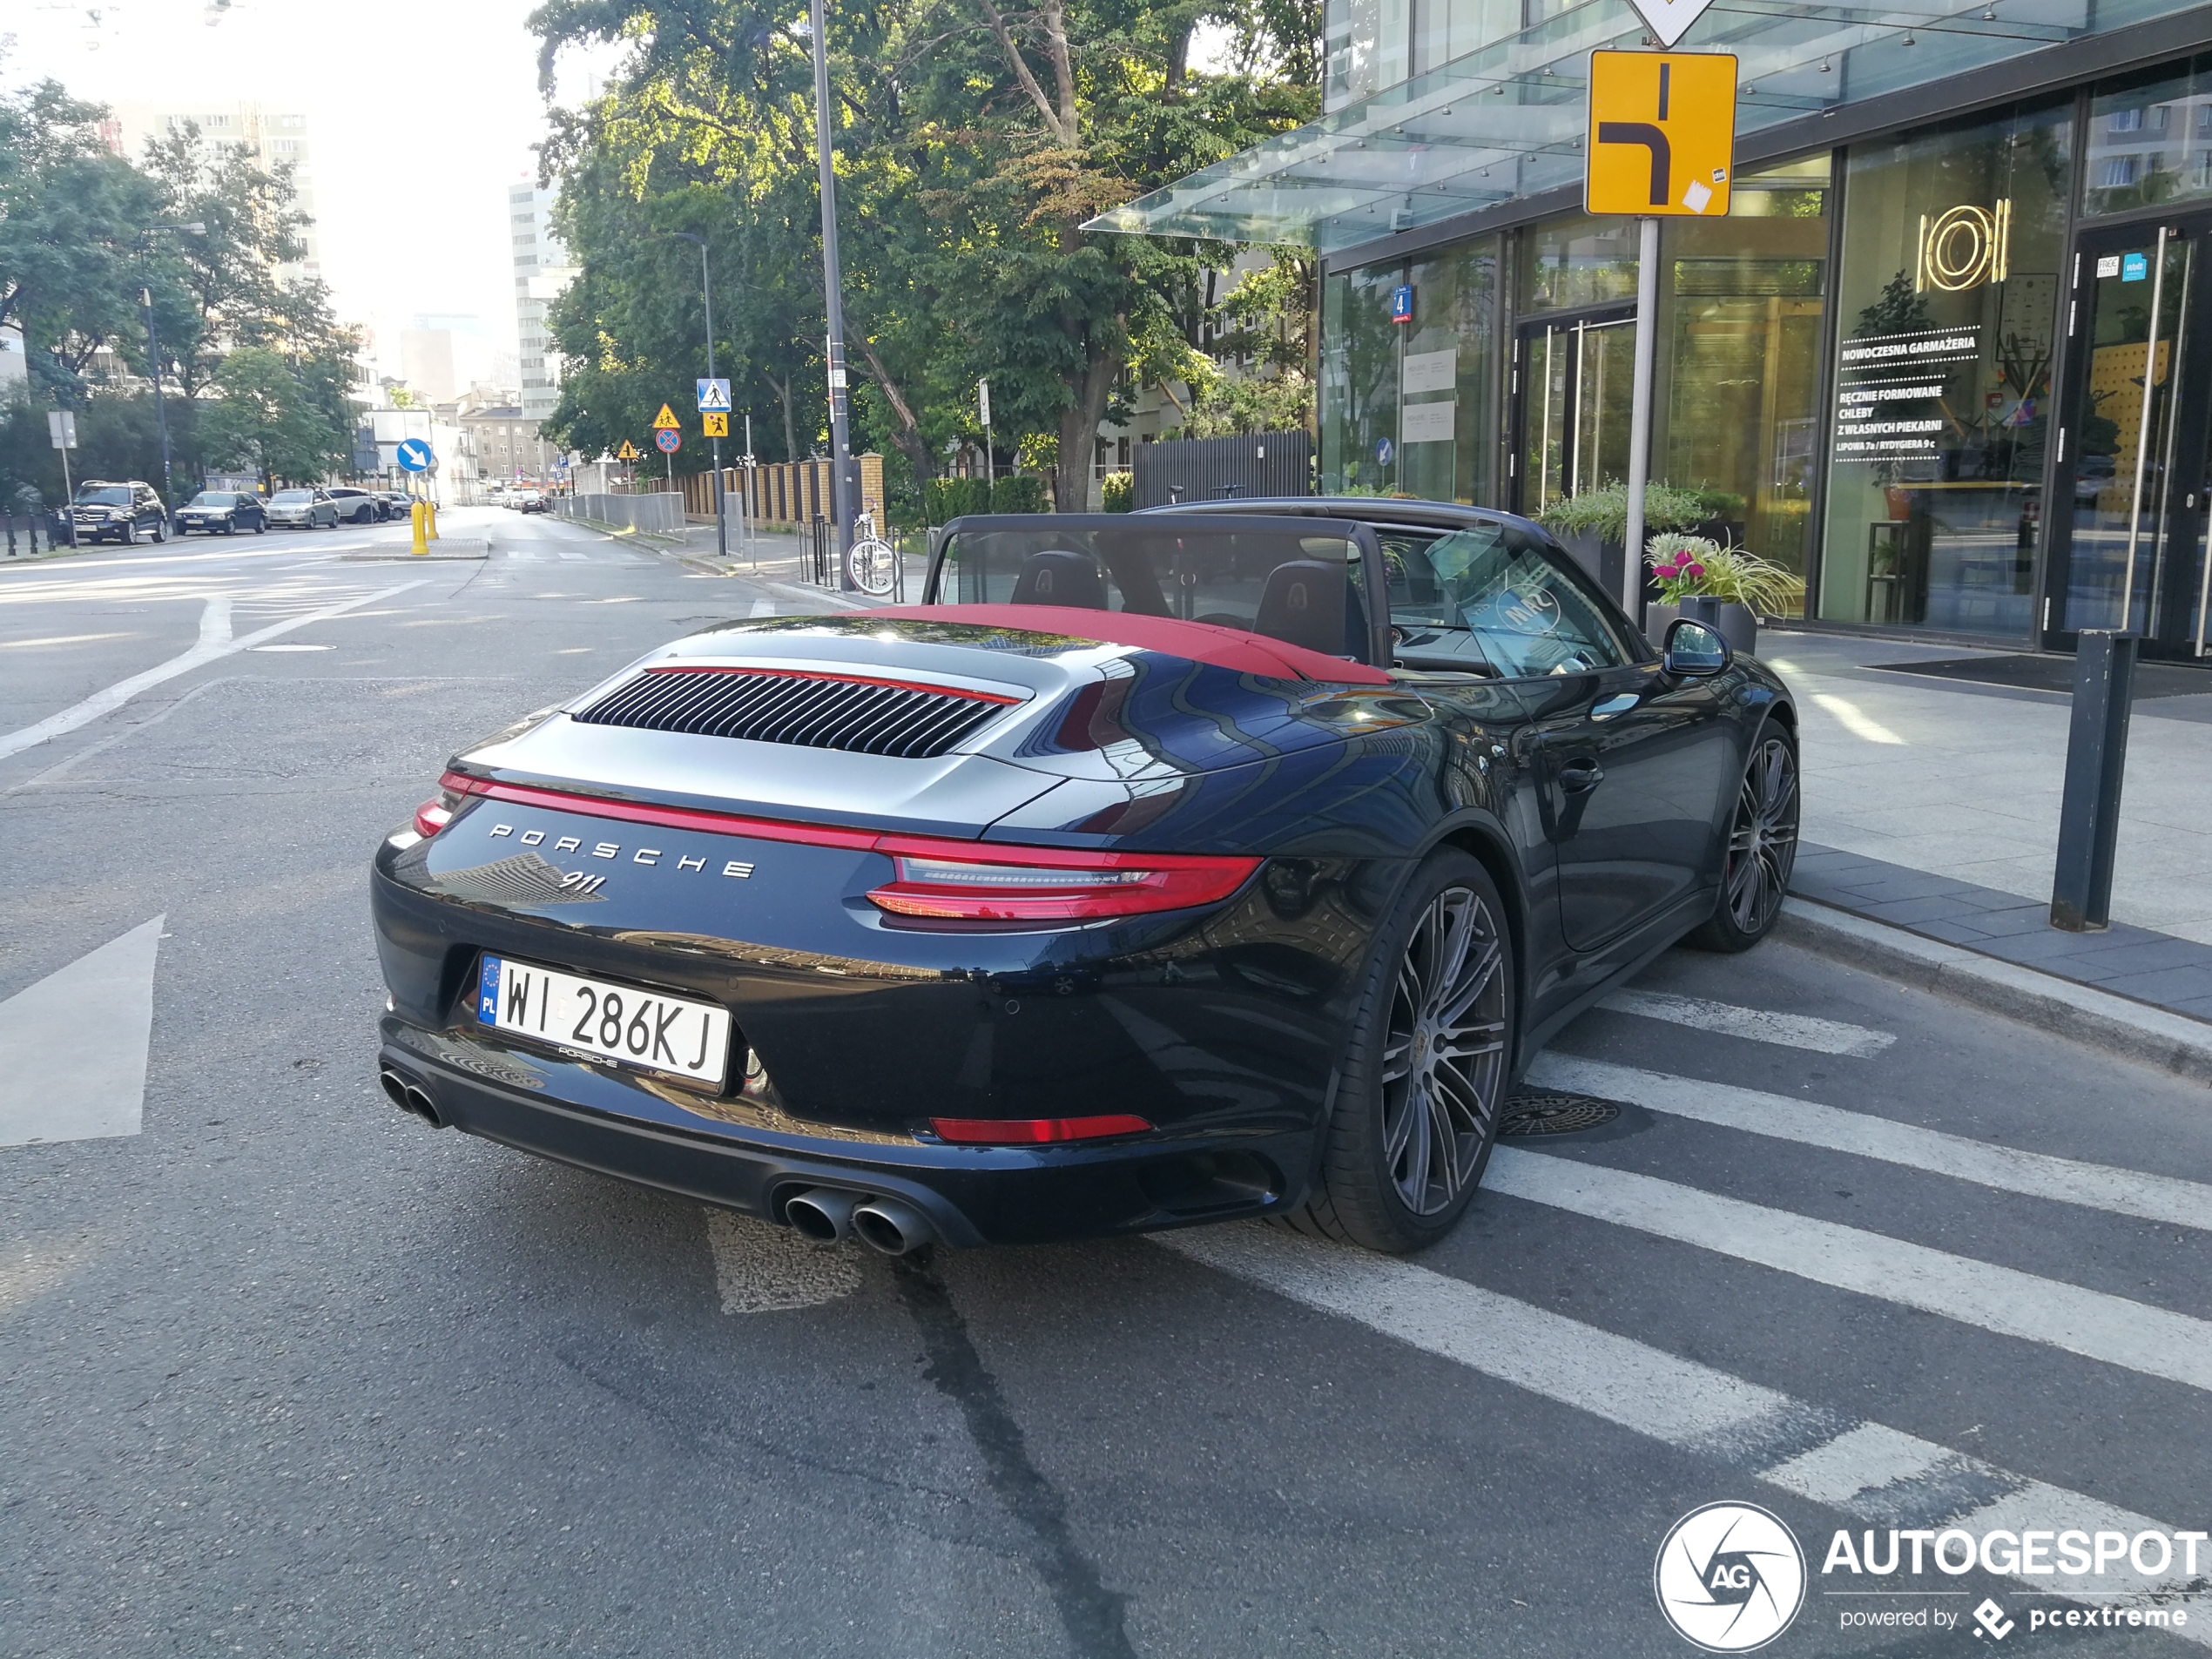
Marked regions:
[74,487,132,507]
[923,512,1393,668]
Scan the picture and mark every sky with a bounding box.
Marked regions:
[3,0,624,374]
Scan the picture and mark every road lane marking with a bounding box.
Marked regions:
[0,918,163,1148]
[557,550,589,563]
[1528,1054,2212,1233]
[1162,1226,2211,1629]
[1810,691,1906,745]
[0,632,138,650]
[749,599,775,617]
[0,582,427,762]
[1485,1146,2212,1393]
[1597,988,1895,1055]
[705,1209,858,1312]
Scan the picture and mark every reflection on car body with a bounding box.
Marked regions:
[372,502,1797,1259]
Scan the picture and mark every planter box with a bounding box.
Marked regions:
[1646,599,1758,657]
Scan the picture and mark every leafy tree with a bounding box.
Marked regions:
[529,0,1321,509]
[199,346,350,489]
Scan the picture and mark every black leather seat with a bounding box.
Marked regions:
[1255,559,1364,658]
[1009,550,1109,609]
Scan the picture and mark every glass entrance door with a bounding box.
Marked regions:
[2047,216,2212,658]
[1513,309,1635,516]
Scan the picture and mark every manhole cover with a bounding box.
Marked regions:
[1499,1091,1623,1137]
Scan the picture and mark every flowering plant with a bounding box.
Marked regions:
[1648,533,1718,602]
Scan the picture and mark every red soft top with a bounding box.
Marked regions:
[857,603,1392,686]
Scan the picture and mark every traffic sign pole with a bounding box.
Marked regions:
[1624,214,1661,623]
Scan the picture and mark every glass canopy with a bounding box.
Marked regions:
[1087,0,2183,253]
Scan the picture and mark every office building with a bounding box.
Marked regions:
[509,184,575,425]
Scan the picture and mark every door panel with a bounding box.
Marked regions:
[2049,219,2212,658]
[1514,312,1636,518]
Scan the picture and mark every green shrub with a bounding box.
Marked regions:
[925,475,990,523]
[1100,471,1134,513]
[1534,482,1710,544]
[991,473,1048,514]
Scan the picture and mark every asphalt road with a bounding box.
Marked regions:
[3,508,2208,1657]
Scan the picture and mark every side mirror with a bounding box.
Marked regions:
[1662,617,1731,678]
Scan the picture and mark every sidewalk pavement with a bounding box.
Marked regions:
[1757,628,2212,1046]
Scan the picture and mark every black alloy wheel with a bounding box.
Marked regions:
[1288,850,1514,1252]
[1688,723,1800,952]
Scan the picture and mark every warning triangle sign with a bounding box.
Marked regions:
[651,404,681,429]
[616,441,639,460]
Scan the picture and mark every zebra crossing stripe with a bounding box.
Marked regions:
[1528,1054,2212,1233]
[1484,1147,2212,1393]
[1596,988,1894,1056]
[1161,1227,2210,1635]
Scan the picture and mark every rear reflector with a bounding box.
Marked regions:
[928,1114,1153,1145]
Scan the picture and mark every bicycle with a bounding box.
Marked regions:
[846,510,900,597]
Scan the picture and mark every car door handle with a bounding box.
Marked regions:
[1557,760,1605,793]
[1591,693,1640,720]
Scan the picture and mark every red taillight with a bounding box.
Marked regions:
[867,844,1259,922]
[413,770,485,839]
[928,1114,1153,1145]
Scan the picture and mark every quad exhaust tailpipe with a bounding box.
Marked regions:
[785,1187,861,1244]
[852,1197,934,1256]
[378,1067,446,1129]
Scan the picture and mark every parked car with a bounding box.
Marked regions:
[514,489,548,514]
[175,489,268,536]
[70,480,171,544]
[374,491,415,521]
[327,487,380,525]
[266,488,341,529]
[373,504,1797,1257]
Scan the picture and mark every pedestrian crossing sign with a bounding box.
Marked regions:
[651,404,681,429]
[616,440,639,460]
[697,378,732,413]
[703,412,728,438]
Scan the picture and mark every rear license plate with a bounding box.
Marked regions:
[476,955,731,1088]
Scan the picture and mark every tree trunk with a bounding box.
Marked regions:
[1055,347,1121,515]
[850,334,934,501]
[769,372,798,464]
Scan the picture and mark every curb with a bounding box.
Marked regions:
[1776,897,2212,1086]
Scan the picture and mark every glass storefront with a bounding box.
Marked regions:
[1816,102,2071,636]
[1319,264,1404,495]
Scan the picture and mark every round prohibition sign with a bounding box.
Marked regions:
[654,428,681,454]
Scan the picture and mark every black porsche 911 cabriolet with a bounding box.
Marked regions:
[370,506,1797,1254]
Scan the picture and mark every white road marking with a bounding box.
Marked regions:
[749,599,776,617]
[0,582,427,762]
[1596,988,1895,1055]
[1484,1146,2212,1393]
[0,1236,92,1311]
[705,1210,859,1312]
[1810,691,1906,745]
[1163,1226,2211,1628]
[0,632,137,650]
[1527,1054,2212,1234]
[247,644,334,652]
[557,550,589,563]
[0,918,163,1148]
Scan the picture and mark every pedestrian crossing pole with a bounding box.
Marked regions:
[1623,214,1660,622]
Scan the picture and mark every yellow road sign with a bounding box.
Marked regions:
[616,440,639,460]
[702,412,728,438]
[651,403,681,429]
[1586,51,1736,218]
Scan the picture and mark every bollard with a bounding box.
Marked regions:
[425,501,439,541]
[410,501,428,556]
[2049,630,2137,932]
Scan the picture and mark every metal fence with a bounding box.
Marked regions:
[3,512,62,558]
[1132,431,1314,509]
[555,493,686,536]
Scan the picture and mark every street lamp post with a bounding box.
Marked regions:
[659,231,728,560]
[807,0,856,590]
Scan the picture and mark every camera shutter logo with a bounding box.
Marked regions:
[1654,1501,1806,1652]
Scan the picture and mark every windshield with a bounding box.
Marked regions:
[187,492,236,508]
[934,520,1369,661]
[75,487,131,507]
[272,490,312,504]
[1376,522,1635,678]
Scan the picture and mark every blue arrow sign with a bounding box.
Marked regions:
[395,438,434,473]
[696,377,732,413]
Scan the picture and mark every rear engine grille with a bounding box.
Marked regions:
[574,666,1016,759]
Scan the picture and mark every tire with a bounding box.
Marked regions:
[222,519,236,536]
[122,520,139,546]
[254,520,265,534]
[151,516,166,543]
[1684,722,1800,953]
[1286,850,1515,1252]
